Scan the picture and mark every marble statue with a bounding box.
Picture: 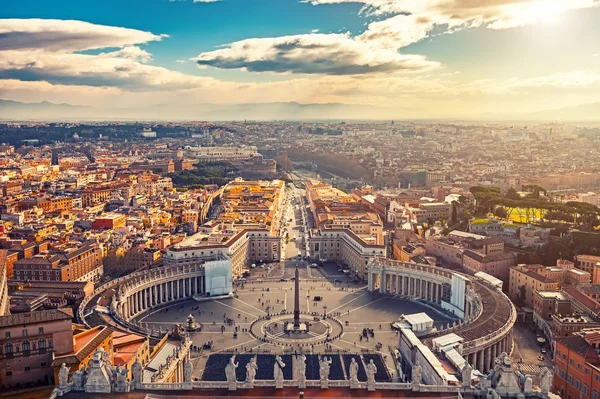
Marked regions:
[225,355,239,390]
[245,356,258,387]
[274,355,286,389]
[349,357,360,389]
[462,363,473,386]
[349,358,359,382]
[523,376,533,393]
[366,359,377,391]
[114,366,131,393]
[297,354,307,388]
[59,363,70,389]
[132,357,143,385]
[319,356,332,388]
[184,358,193,383]
[539,367,553,394]
[72,370,85,390]
[412,360,422,387]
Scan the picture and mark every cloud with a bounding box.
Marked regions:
[0,19,228,91]
[308,0,600,48]
[0,18,164,52]
[193,0,221,2]
[193,33,439,75]
[100,46,153,63]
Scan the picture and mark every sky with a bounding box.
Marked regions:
[1,0,600,119]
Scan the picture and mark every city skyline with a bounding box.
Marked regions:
[1,0,600,119]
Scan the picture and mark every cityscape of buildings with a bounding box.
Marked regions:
[0,120,599,399]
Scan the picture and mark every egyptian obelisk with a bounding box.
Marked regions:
[293,265,300,328]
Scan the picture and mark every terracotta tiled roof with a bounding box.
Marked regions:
[0,308,73,327]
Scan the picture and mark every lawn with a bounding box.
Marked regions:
[508,207,544,223]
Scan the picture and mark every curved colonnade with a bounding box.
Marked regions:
[79,262,220,336]
[367,258,516,373]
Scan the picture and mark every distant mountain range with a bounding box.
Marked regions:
[522,102,600,122]
[2,98,600,121]
[0,99,419,121]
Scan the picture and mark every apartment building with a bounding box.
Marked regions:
[13,244,103,282]
[509,263,591,308]
[554,331,600,399]
[576,255,600,284]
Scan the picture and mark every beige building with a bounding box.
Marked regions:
[575,254,600,284]
[310,227,386,280]
[508,263,590,308]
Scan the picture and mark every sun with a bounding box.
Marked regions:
[529,2,563,24]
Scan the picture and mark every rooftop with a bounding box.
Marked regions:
[0,308,73,328]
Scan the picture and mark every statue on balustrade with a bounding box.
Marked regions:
[59,363,71,389]
[319,356,332,388]
[366,359,378,391]
[462,363,473,386]
[132,357,143,385]
[184,358,193,384]
[245,356,258,387]
[539,367,553,394]
[296,354,307,388]
[349,357,359,388]
[225,355,239,390]
[411,360,422,387]
[274,355,286,388]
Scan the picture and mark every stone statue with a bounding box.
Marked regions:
[412,360,422,387]
[462,363,473,386]
[114,366,131,393]
[274,355,286,388]
[72,371,85,390]
[59,363,71,389]
[523,376,533,393]
[349,357,360,389]
[184,358,193,383]
[297,354,307,388]
[319,356,332,388]
[366,359,377,391]
[349,358,359,382]
[539,367,553,394]
[225,355,239,390]
[245,356,258,386]
[132,357,143,385]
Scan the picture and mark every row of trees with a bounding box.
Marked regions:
[168,162,239,187]
[469,186,600,230]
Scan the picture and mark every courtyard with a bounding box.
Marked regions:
[138,261,451,380]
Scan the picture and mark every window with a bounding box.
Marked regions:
[584,384,589,395]
[570,359,574,365]
[38,339,46,354]
[568,374,573,384]
[593,389,598,399]
[41,362,47,367]
[5,371,11,377]
[22,329,28,337]
[22,341,30,356]
[586,368,590,375]
[5,343,13,358]
[575,379,581,390]
[24,367,30,372]
[5,332,10,339]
